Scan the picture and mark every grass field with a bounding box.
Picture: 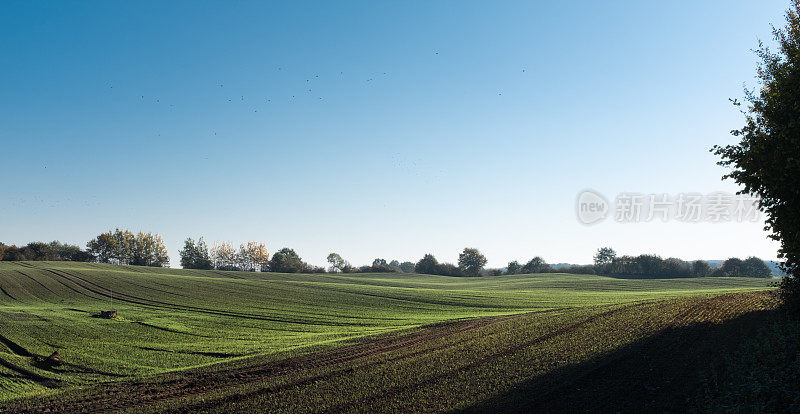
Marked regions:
[0,261,780,411]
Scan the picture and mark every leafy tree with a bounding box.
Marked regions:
[522,256,550,274]
[711,1,800,310]
[0,241,91,262]
[24,242,58,261]
[236,241,269,272]
[301,263,326,273]
[370,258,396,272]
[692,260,712,277]
[636,255,665,276]
[398,261,415,273]
[180,237,213,269]
[593,247,616,273]
[663,257,691,278]
[87,232,114,263]
[210,242,237,270]
[388,260,405,272]
[415,254,439,275]
[48,241,93,262]
[2,245,30,261]
[87,229,167,267]
[718,258,745,277]
[458,248,487,277]
[437,262,462,277]
[111,229,136,265]
[743,256,773,278]
[327,253,348,272]
[560,264,596,275]
[506,260,521,275]
[130,232,169,267]
[269,248,304,273]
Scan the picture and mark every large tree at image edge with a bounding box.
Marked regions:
[712,0,800,312]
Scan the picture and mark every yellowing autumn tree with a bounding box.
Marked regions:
[211,242,237,270]
[237,241,269,272]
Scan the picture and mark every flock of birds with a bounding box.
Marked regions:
[103,51,529,115]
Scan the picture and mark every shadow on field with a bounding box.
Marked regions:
[461,307,781,414]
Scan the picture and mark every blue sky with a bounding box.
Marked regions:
[0,1,788,267]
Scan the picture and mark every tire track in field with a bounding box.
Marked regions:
[494,291,777,413]
[4,293,772,413]
[323,302,649,412]
[49,269,370,327]
[4,312,541,412]
[0,333,33,357]
[0,331,123,380]
[113,306,629,412]
[0,285,17,301]
[16,270,58,296]
[0,356,60,388]
[42,270,107,301]
[6,302,648,412]
[298,283,510,309]
[134,322,215,338]
[167,303,645,413]
[116,279,191,299]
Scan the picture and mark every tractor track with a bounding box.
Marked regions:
[46,269,370,327]
[0,291,776,413]
[4,300,657,413]
[3,310,553,413]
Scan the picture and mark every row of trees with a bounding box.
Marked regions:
[0,229,169,267]
[87,229,169,267]
[325,254,415,273]
[179,238,324,273]
[0,241,93,262]
[411,248,489,277]
[407,247,773,279]
[0,235,776,279]
[592,247,772,278]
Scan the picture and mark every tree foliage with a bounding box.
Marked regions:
[210,242,237,270]
[180,237,212,269]
[458,248,487,276]
[593,247,617,271]
[506,260,522,275]
[711,1,800,310]
[398,261,415,273]
[692,260,712,277]
[0,241,92,262]
[414,254,440,275]
[522,256,549,274]
[269,248,304,273]
[87,229,169,267]
[326,253,348,272]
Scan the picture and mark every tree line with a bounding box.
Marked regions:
[590,247,773,279]
[0,233,776,279]
[180,238,324,273]
[0,228,169,267]
[0,241,93,262]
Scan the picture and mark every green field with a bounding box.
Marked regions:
[0,261,778,411]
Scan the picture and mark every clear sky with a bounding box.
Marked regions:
[0,1,788,267]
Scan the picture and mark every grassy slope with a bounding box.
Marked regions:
[0,261,775,404]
